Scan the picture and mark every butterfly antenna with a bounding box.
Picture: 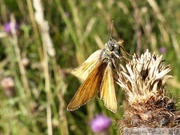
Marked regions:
[109,20,114,40]
[119,45,132,57]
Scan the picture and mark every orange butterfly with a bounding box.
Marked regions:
[67,38,125,113]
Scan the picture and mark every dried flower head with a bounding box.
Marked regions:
[1,77,16,97]
[117,49,171,105]
[90,114,111,133]
[116,50,180,128]
[22,57,30,68]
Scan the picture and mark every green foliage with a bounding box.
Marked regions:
[0,0,180,134]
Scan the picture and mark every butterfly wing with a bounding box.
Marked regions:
[67,62,107,111]
[71,49,103,82]
[100,62,117,113]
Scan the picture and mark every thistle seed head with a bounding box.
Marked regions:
[116,50,180,128]
[117,49,172,106]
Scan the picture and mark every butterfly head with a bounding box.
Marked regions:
[104,38,122,59]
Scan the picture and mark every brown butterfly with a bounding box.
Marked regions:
[67,38,126,113]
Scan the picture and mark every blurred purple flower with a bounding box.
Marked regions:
[65,12,70,17]
[159,47,166,54]
[90,114,111,133]
[3,22,18,33]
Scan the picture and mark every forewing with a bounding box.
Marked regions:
[71,49,102,82]
[67,62,107,111]
[100,62,117,113]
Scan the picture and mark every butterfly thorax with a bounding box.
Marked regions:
[100,39,121,62]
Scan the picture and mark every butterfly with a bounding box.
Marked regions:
[67,38,127,113]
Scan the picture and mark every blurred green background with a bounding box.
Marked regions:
[0,0,180,134]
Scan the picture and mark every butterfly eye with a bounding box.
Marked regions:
[108,44,114,51]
